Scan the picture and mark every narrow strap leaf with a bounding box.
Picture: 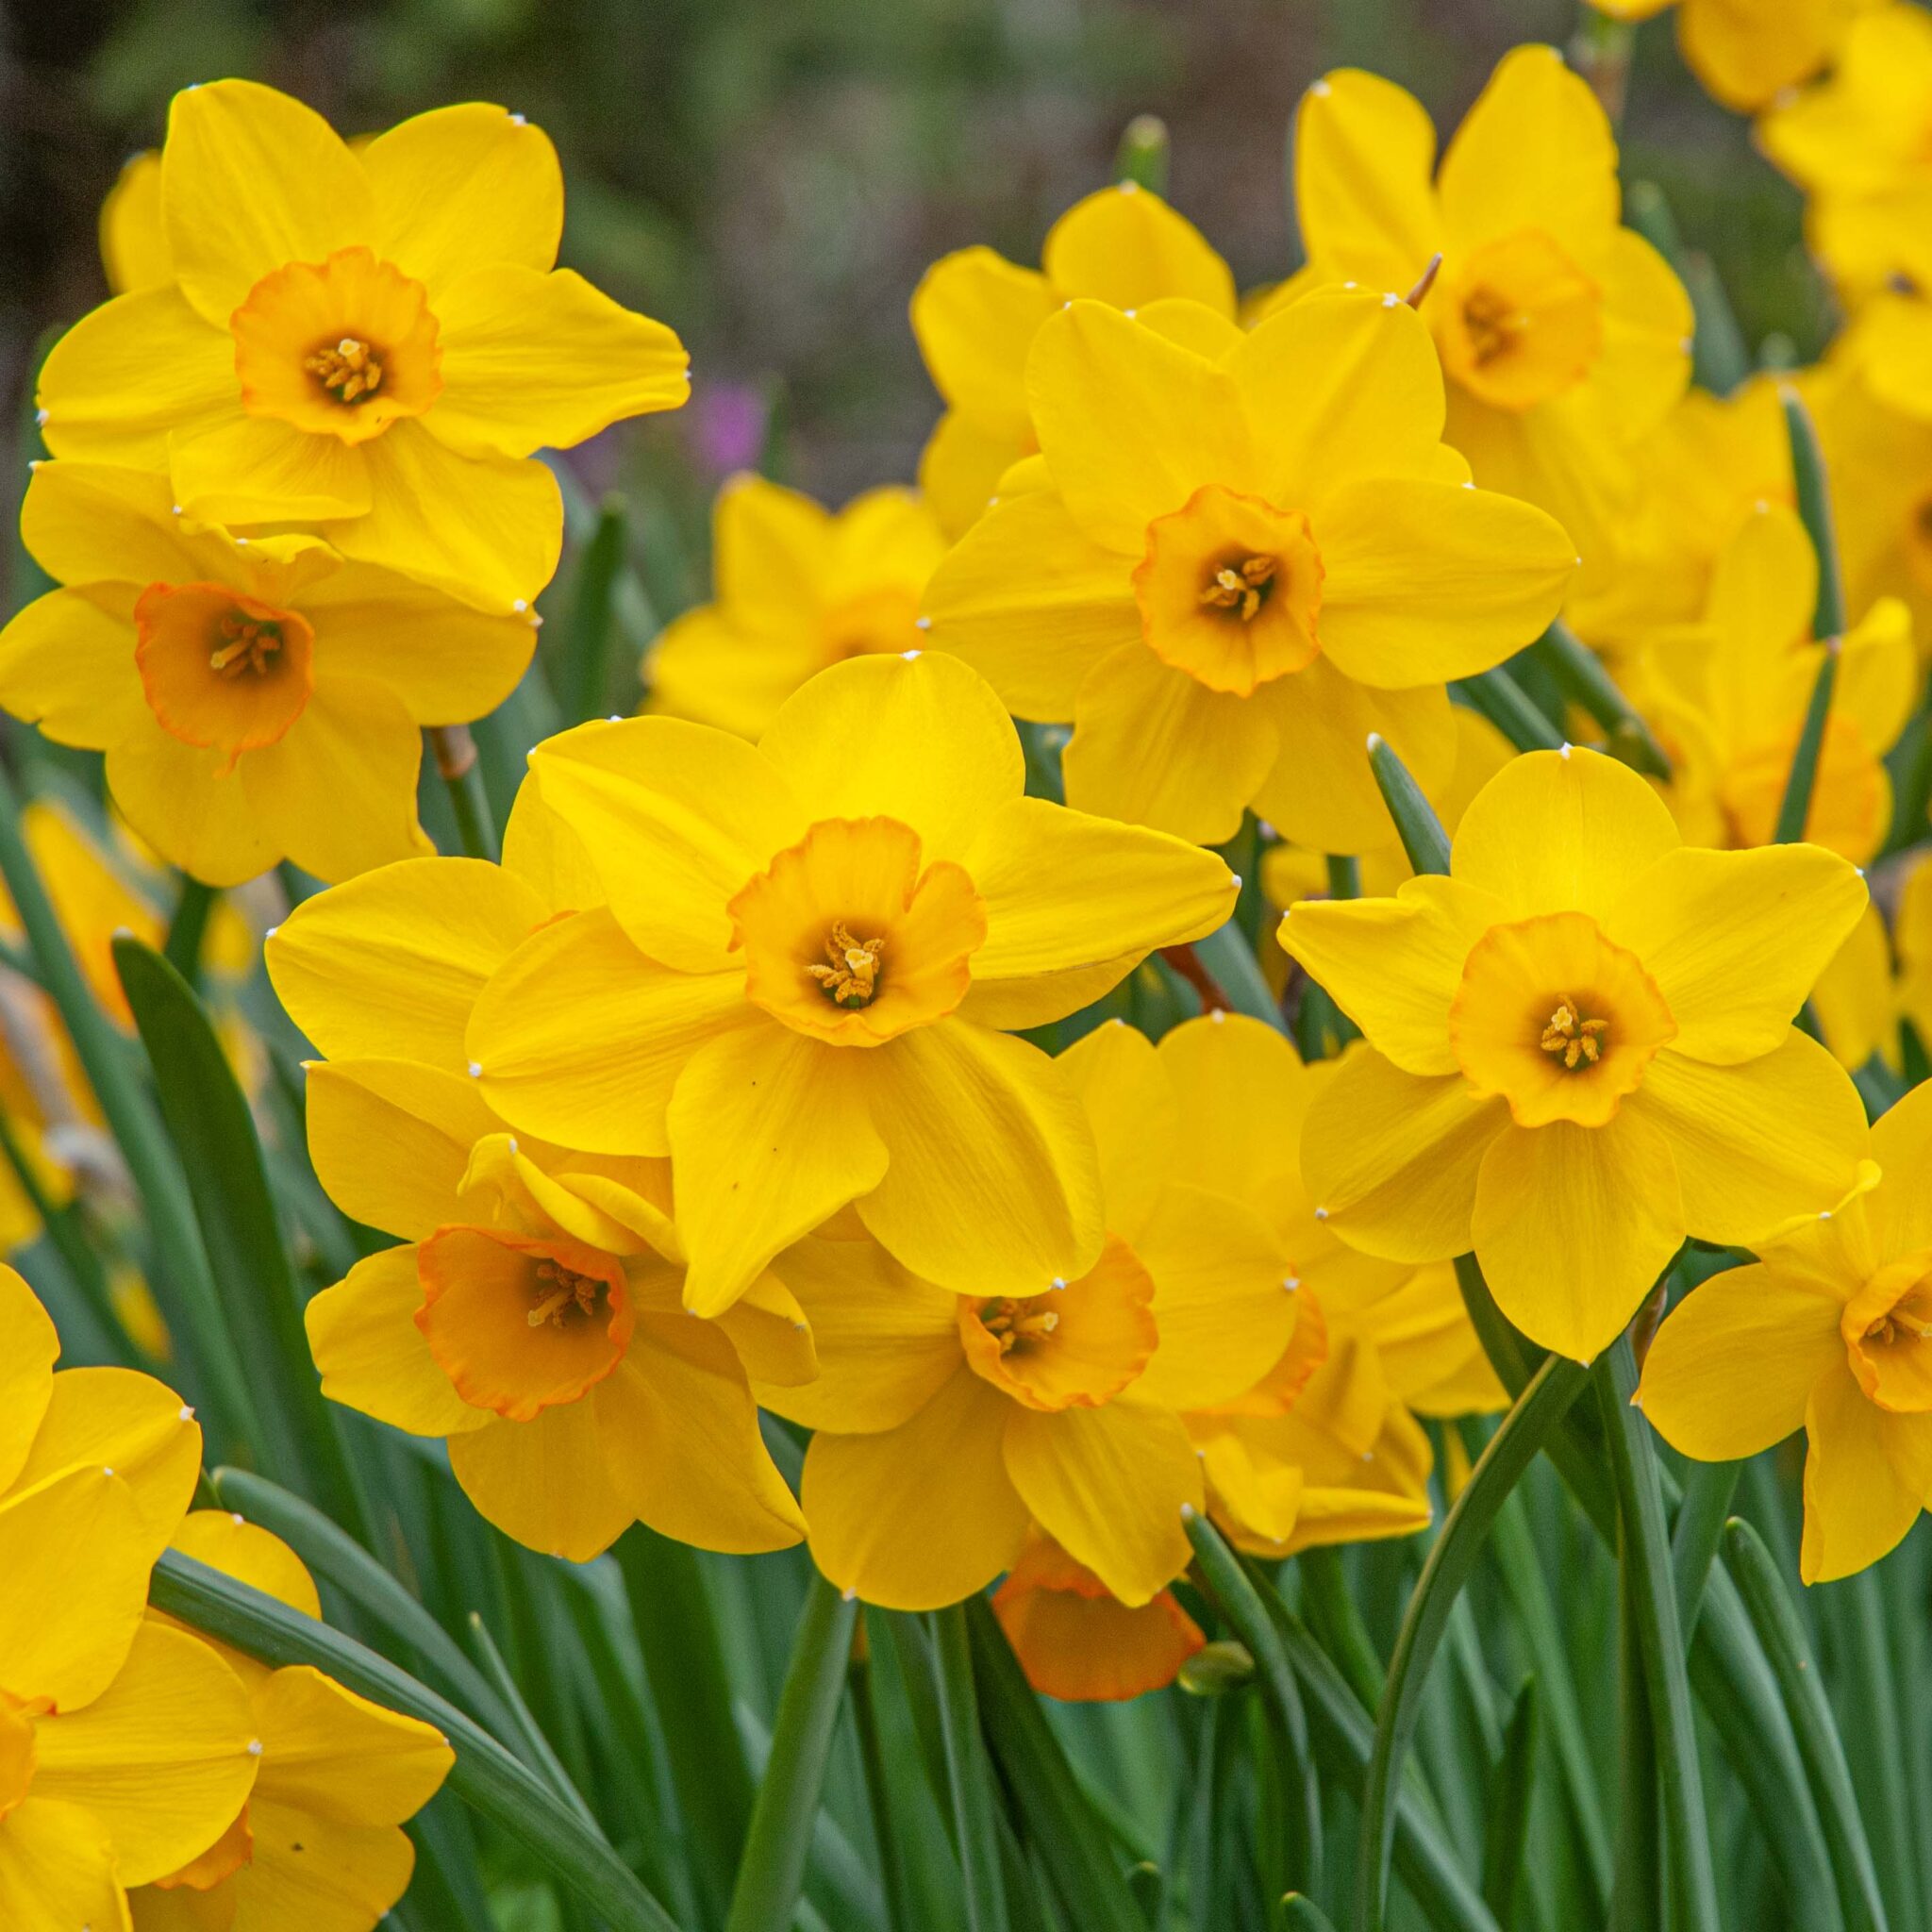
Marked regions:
[1478,1676,1539,1927]
[467,1609,601,1829]
[558,492,630,724]
[1114,114,1169,192]
[1773,640,1840,845]
[1533,618,1672,778]
[1367,735,1452,876]
[1355,1353,1589,1932]
[1452,667,1565,753]
[1784,384,1846,641]
[1669,1460,1741,1641]
[931,1600,1012,1932]
[426,724,501,861]
[151,1549,687,1932]
[1192,918,1285,1030]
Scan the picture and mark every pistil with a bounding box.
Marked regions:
[305,336,385,403]
[807,922,885,1006]
[1199,555,1277,622]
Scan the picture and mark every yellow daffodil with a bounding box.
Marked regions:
[453,651,1235,1313]
[1281,47,1690,583]
[1759,3,1932,292]
[0,463,539,885]
[39,80,688,608]
[1638,1081,1932,1581]
[649,477,945,736]
[990,1532,1205,1703]
[1633,501,1915,859]
[1592,0,1875,111]
[764,1015,1305,1609]
[134,1511,453,1932]
[923,290,1574,849]
[0,1271,259,1930]
[1280,746,1872,1360]
[911,184,1236,536]
[266,790,808,1559]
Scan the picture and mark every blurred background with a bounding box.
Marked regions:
[0,0,1828,627]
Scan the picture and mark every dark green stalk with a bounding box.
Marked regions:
[1479,1676,1539,1928]
[1366,736,1452,875]
[1783,386,1846,641]
[931,1602,1010,1932]
[1298,1547,1383,1710]
[1670,1460,1741,1640]
[1114,114,1170,192]
[1773,642,1840,844]
[426,724,500,862]
[162,876,219,988]
[558,493,630,724]
[1532,619,1672,777]
[1453,669,1565,753]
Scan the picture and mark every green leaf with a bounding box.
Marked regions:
[162,876,220,988]
[1479,1676,1539,1927]
[1284,1896,1342,1932]
[931,1601,1011,1932]
[558,493,630,724]
[114,936,365,1535]
[468,1608,601,1828]
[1356,1354,1588,1932]
[1784,385,1846,641]
[1192,919,1285,1030]
[1366,736,1452,876]
[1452,668,1565,753]
[426,724,501,861]
[1773,640,1840,844]
[151,1549,686,1932]
[1724,1518,1890,1932]
[1297,1547,1383,1712]
[1532,619,1672,778]
[1594,1340,1722,1932]
[1669,1460,1741,1640]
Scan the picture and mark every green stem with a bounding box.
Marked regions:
[1298,1547,1383,1711]
[725,1574,858,1932]
[151,1550,685,1932]
[558,493,630,725]
[1533,619,1672,778]
[1114,114,1170,193]
[1670,1459,1741,1641]
[931,1602,1010,1932]
[162,876,219,989]
[1355,1354,1589,1932]
[1453,668,1565,753]
[1610,1521,1662,1931]
[1479,1676,1539,1928]
[1365,736,1452,875]
[1784,385,1847,641]
[1594,1339,1722,1932]
[427,724,500,861]
[1192,919,1286,1031]
[467,1610,600,1830]
[849,1637,909,1932]
[1773,641,1840,844]
[1324,854,1361,900]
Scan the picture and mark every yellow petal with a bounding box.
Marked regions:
[205,1800,410,1932]
[1472,1111,1684,1362]
[1064,641,1280,846]
[240,676,429,885]
[1628,1034,1869,1247]
[529,716,804,972]
[1050,1018,1179,1243]
[0,1468,151,1711]
[1681,0,1845,109]
[957,795,1235,1025]
[1041,185,1236,314]
[1436,46,1617,259]
[171,1511,321,1620]
[447,1404,635,1561]
[106,732,283,889]
[909,247,1052,430]
[501,785,605,914]
[364,101,562,295]
[1638,1262,1843,1460]
[0,588,150,752]
[0,1797,130,1932]
[305,1246,487,1439]
[1280,874,1503,1076]
[268,856,543,1068]
[1026,302,1254,554]
[1195,1424,1307,1546]
[35,1620,258,1887]
[757,1235,962,1433]
[1800,1367,1927,1582]
[252,1664,451,1824]
[1128,1183,1297,1411]
[0,1265,57,1493]
[471,908,755,1158]
[920,490,1139,721]
[1003,1404,1199,1607]
[1591,228,1693,445]
[1250,658,1457,857]
[1154,1012,1308,1211]
[591,1329,806,1554]
[855,1021,1103,1298]
[670,1022,887,1317]
[1293,69,1442,291]
[430,267,688,459]
[919,408,1028,540]
[1870,1083,1932,1257]
[758,652,1024,866]
[305,1060,497,1240]
[38,287,233,470]
[20,461,221,591]
[1314,476,1574,687]
[170,413,373,525]
[325,424,561,611]
[1605,843,1868,1064]
[163,79,373,323]
[803,1368,1026,1609]
[1301,1049,1503,1261]
[1451,745,1680,924]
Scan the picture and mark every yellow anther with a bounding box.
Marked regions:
[1461,288,1526,367]
[527,1259,598,1328]
[208,614,282,677]
[1199,554,1277,622]
[305,336,385,403]
[1540,997,1608,1071]
[806,922,884,1007]
[980,1299,1060,1355]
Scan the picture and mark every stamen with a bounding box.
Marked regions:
[1199,555,1277,622]
[1540,997,1608,1071]
[980,1298,1060,1355]
[806,922,885,1006]
[1462,289,1524,367]
[208,613,282,678]
[305,337,385,404]
[527,1258,599,1328]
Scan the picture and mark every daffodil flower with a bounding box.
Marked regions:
[1591,0,1874,112]
[924,289,1575,850]
[762,1016,1303,1609]
[136,1510,454,1931]
[1280,746,1872,1361]
[1282,47,1690,581]
[649,477,946,736]
[1638,1081,1932,1582]
[40,81,688,608]
[911,183,1237,536]
[0,463,539,885]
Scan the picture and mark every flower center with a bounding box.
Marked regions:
[728,816,986,1047]
[231,245,442,445]
[980,1297,1061,1354]
[304,336,385,404]
[1132,484,1324,696]
[1842,1252,1932,1413]
[133,581,316,772]
[1448,911,1676,1127]
[807,922,885,1007]
[1540,997,1608,1070]
[526,1257,603,1329]
[1436,228,1603,413]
